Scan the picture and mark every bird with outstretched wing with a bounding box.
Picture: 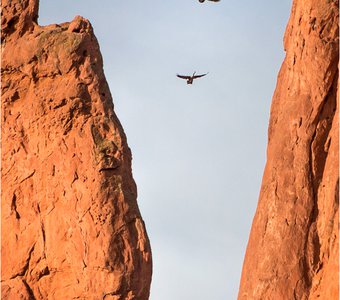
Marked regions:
[176,72,208,84]
[199,0,220,3]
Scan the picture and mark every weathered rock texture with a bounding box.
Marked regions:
[238,0,338,299]
[1,0,152,299]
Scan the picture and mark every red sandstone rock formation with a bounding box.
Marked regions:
[238,0,338,299]
[1,0,152,299]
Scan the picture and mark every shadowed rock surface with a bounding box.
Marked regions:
[1,0,152,299]
[238,0,338,299]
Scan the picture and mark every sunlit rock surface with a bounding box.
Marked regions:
[1,0,152,299]
[238,0,338,299]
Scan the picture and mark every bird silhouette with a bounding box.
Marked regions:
[176,72,208,84]
[198,0,220,3]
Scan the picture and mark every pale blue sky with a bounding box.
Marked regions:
[39,1,291,299]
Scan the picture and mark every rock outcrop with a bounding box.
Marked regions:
[238,0,338,299]
[1,0,152,299]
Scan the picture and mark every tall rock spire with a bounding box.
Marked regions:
[238,0,339,299]
[1,1,152,299]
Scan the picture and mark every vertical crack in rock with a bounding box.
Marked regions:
[1,0,152,299]
[238,0,339,299]
[22,280,37,300]
[304,73,338,287]
[11,193,21,219]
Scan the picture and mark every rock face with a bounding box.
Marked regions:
[1,1,152,299]
[238,0,338,299]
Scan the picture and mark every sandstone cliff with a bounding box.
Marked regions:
[1,0,152,299]
[238,0,338,299]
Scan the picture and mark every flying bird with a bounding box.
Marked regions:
[176,72,208,84]
[198,0,220,3]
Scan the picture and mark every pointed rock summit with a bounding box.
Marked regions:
[1,0,152,299]
[238,0,338,299]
